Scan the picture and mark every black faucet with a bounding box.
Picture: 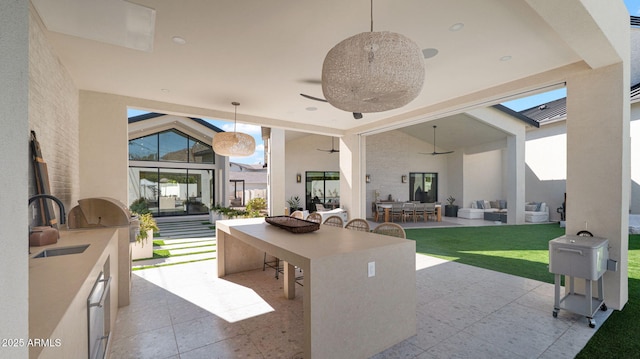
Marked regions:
[28,194,66,225]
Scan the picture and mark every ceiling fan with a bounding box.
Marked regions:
[300,93,363,119]
[420,125,454,155]
[317,137,340,153]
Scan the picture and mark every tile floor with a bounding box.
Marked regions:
[109,253,610,359]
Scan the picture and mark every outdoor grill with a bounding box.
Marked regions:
[68,197,139,242]
[549,235,609,327]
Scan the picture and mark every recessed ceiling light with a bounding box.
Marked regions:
[161,88,170,93]
[500,55,512,62]
[172,36,187,45]
[306,107,317,111]
[422,48,439,59]
[449,23,464,32]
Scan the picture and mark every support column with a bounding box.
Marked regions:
[0,1,29,356]
[506,134,526,224]
[566,63,629,310]
[339,134,365,219]
[268,128,286,216]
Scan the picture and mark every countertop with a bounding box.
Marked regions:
[29,227,118,357]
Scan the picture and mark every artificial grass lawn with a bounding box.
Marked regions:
[405,224,640,358]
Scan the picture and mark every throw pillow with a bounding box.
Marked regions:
[476,200,484,209]
[490,201,500,209]
[525,205,537,211]
[483,200,491,209]
[499,200,507,209]
[535,202,542,211]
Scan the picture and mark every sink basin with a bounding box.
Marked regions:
[34,244,89,258]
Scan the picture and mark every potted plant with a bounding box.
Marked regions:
[286,195,302,214]
[444,196,459,217]
[131,212,158,260]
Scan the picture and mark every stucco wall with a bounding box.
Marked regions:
[461,149,504,208]
[284,134,340,210]
[28,8,80,214]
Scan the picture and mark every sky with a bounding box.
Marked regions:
[626,0,640,15]
[128,0,639,164]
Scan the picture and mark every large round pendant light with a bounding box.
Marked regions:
[212,102,256,157]
[321,1,425,113]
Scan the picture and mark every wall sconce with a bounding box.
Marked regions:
[365,174,371,183]
[296,173,302,183]
[401,175,407,183]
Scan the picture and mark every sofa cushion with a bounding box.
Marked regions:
[525,204,537,212]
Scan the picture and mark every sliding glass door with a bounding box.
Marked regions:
[305,171,340,211]
[409,172,438,203]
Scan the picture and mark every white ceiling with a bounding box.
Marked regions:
[31,0,602,147]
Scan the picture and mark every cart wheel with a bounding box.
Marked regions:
[600,303,607,311]
[552,310,558,318]
[589,319,596,328]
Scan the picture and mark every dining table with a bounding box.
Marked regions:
[377,202,442,222]
[216,218,416,358]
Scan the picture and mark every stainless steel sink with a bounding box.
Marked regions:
[34,244,89,258]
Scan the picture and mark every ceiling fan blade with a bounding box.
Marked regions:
[433,150,455,155]
[300,93,328,102]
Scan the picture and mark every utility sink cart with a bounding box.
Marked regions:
[549,235,609,328]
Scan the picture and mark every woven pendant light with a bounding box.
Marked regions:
[321,0,424,113]
[212,102,255,157]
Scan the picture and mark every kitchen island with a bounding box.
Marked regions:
[216,218,416,359]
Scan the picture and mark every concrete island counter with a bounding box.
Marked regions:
[29,228,122,359]
[216,218,417,359]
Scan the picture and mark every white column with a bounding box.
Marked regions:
[268,128,286,216]
[566,63,629,310]
[339,134,365,219]
[0,0,29,355]
[506,134,526,224]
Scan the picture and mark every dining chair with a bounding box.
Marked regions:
[375,203,386,222]
[306,212,322,223]
[390,202,404,222]
[424,202,436,221]
[290,210,304,219]
[372,222,406,239]
[413,203,426,222]
[323,215,344,227]
[402,202,416,222]
[345,218,371,232]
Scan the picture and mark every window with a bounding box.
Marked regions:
[128,129,214,164]
[129,135,158,161]
[128,167,215,217]
[305,171,340,211]
[409,172,438,203]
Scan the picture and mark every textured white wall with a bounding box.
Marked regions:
[0,1,29,354]
[365,130,449,218]
[28,8,80,215]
